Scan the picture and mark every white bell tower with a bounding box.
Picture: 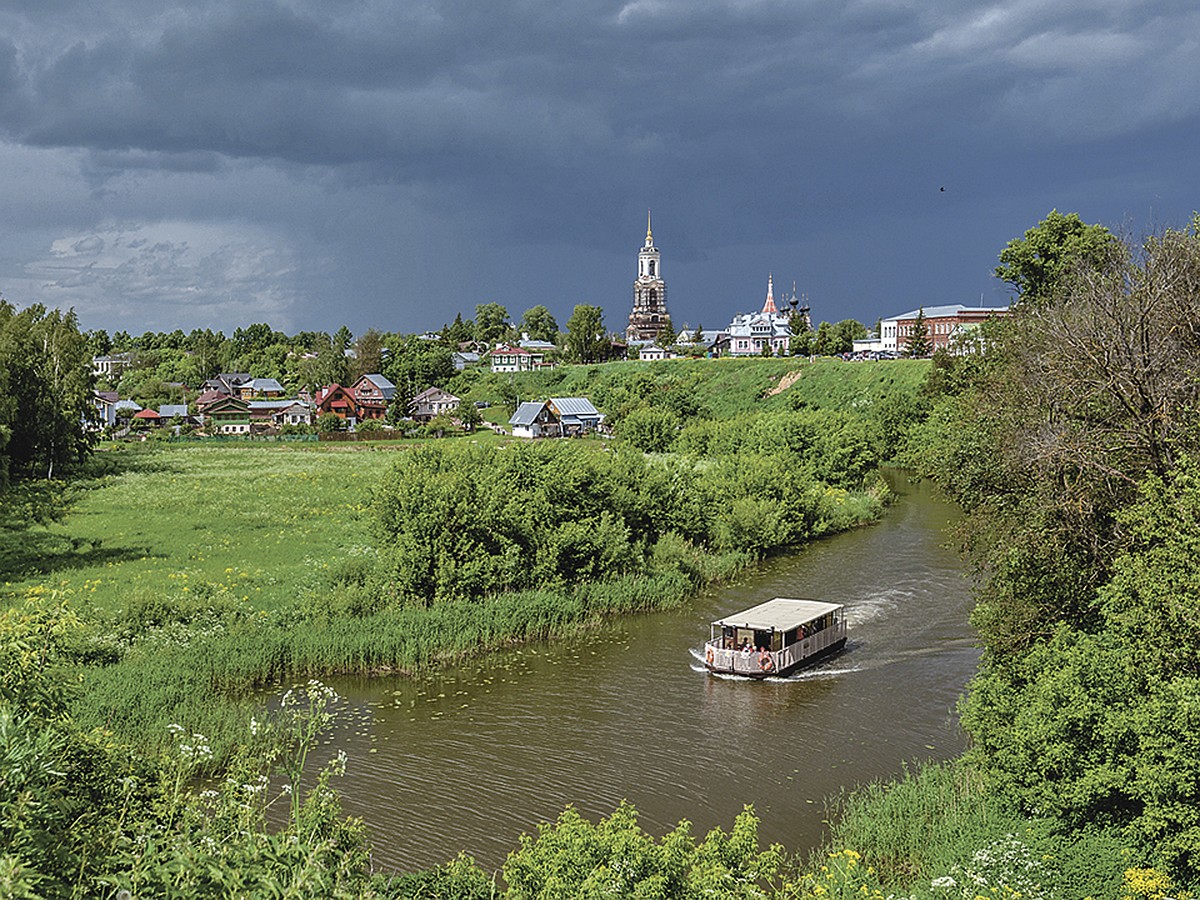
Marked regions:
[626,210,671,342]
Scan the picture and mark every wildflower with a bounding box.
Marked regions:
[331,749,348,776]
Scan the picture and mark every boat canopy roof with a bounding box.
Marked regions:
[713,598,843,632]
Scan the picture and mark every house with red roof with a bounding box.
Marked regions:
[314,384,359,424]
[132,408,162,428]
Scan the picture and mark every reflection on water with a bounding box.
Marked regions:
[306,474,976,874]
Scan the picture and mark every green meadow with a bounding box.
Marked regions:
[1,443,394,617]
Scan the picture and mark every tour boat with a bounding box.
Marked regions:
[703,598,847,678]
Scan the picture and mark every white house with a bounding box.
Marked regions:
[726,275,792,356]
[509,401,560,438]
[491,345,545,373]
[638,344,670,361]
[274,401,314,427]
[92,354,131,379]
[508,397,604,438]
[409,387,461,421]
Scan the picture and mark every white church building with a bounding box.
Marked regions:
[726,275,794,356]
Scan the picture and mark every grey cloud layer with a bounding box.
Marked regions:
[1,0,1197,333]
[10,2,1193,171]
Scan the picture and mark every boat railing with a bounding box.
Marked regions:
[705,644,774,676]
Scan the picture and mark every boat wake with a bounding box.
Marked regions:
[844,591,904,626]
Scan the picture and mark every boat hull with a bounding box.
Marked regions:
[704,637,846,679]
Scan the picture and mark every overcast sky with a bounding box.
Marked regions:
[2,1,1198,337]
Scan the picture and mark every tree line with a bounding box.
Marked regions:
[0,301,98,529]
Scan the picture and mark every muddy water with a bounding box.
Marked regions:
[319,474,976,873]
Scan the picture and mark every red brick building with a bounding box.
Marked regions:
[881,304,1010,355]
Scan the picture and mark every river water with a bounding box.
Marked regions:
[320,473,976,873]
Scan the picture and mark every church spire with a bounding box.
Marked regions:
[762,273,777,314]
[645,209,653,247]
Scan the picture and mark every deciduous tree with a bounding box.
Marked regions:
[474,302,511,346]
[519,305,558,343]
[995,209,1119,308]
[565,304,607,363]
[0,301,96,482]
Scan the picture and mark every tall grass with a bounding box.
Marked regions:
[74,569,708,760]
[818,761,1136,900]
[823,763,1019,887]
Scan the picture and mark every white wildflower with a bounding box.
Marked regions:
[331,749,348,776]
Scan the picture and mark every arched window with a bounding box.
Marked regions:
[649,260,656,277]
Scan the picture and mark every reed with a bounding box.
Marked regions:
[822,762,1017,888]
[76,569,706,760]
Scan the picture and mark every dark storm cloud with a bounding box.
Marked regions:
[1,0,1199,333]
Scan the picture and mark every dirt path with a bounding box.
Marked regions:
[765,369,803,396]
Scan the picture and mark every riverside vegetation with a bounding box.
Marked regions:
[2,351,929,897]
[7,207,1200,900]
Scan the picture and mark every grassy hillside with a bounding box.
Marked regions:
[455,356,930,422]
